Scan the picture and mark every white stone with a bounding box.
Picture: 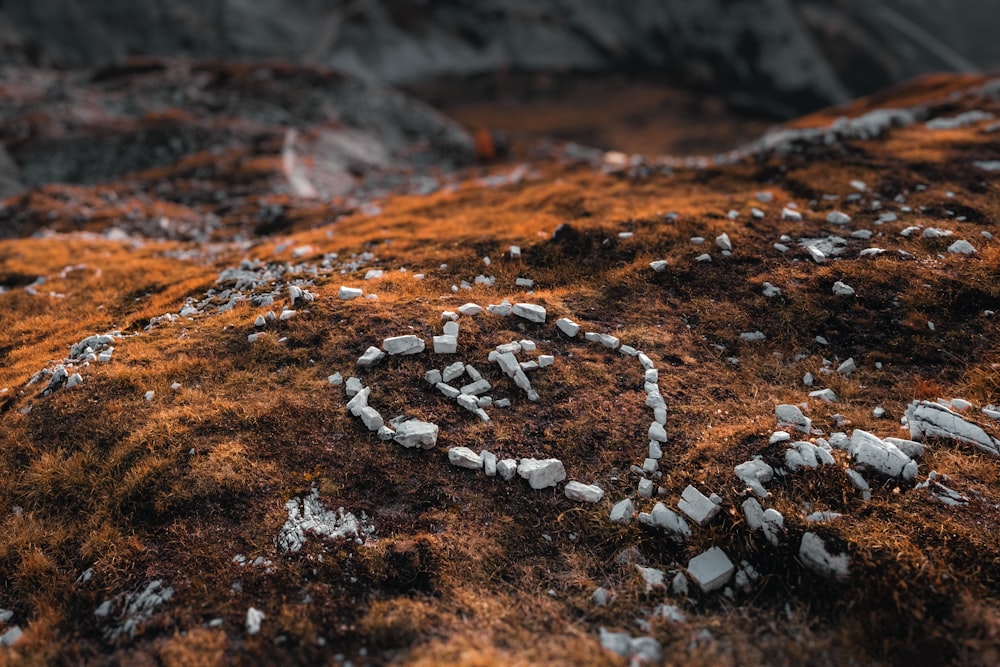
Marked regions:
[782,207,803,222]
[776,404,811,433]
[346,387,370,417]
[487,302,512,316]
[695,253,711,262]
[641,502,691,540]
[807,246,826,263]
[649,441,663,459]
[512,303,546,323]
[762,282,781,298]
[774,243,789,252]
[850,429,917,479]
[393,420,439,449]
[497,459,518,481]
[882,435,926,458]
[837,357,857,375]
[383,335,425,355]
[809,388,837,403]
[592,587,613,607]
[906,400,999,456]
[637,565,666,593]
[433,335,457,354]
[950,398,972,412]
[740,331,766,342]
[832,281,855,297]
[715,233,732,251]
[458,303,483,316]
[519,339,537,352]
[345,377,363,398]
[649,260,668,272]
[845,468,869,492]
[599,334,620,350]
[424,369,442,385]
[358,346,386,368]
[481,451,497,476]
[328,373,343,386]
[338,286,362,300]
[377,426,395,441]
[827,211,851,225]
[678,485,721,526]
[254,314,266,327]
[360,406,384,432]
[441,311,459,321]
[517,458,565,489]
[443,321,459,336]
[278,309,296,321]
[460,379,492,395]
[734,459,774,497]
[610,498,635,524]
[565,481,604,503]
[245,607,265,635]
[770,431,791,444]
[448,447,483,470]
[799,532,850,580]
[687,547,735,592]
[436,382,460,399]
[538,355,554,368]
[638,478,654,498]
[648,421,667,443]
[948,240,976,255]
[442,362,465,382]
[144,390,155,401]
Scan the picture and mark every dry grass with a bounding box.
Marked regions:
[0,74,999,665]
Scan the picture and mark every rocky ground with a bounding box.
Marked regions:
[0,62,999,666]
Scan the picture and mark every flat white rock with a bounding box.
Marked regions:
[512,303,546,323]
[677,485,721,526]
[687,547,735,592]
[383,335,425,355]
[799,532,850,580]
[517,458,566,489]
[850,429,917,479]
[448,447,483,469]
[610,498,635,524]
[564,481,604,503]
[734,459,774,497]
[906,400,1000,455]
[776,404,812,433]
[393,420,439,449]
[338,286,362,300]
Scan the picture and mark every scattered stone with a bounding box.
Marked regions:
[353,345,387,369]
[638,502,691,540]
[770,431,791,444]
[599,628,662,663]
[393,420,439,449]
[687,547,735,592]
[845,468,870,493]
[695,253,712,263]
[0,625,22,647]
[424,369,442,385]
[346,387,370,417]
[734,459,774,497]
[345,377,363,398]
[837,358,857,375]
[678,485,721,526]
[564,481,604,503]
[338,286,362,300]
[806,511,843,522]
[328,373,343,386]
[246,607,265,635]
[776,404,812,433]
[807,246,826,263]
[637,565,666,593]
[460,378,492,395]
[442,362,465,382]
[436,382,460,399]
[827,211,851,225]
[716,233,732,251]
[592,587,613,607]
[782,208,803,222]
[538,355,554,367]
[809,388,837,403]
[915,470,969,506]
[599,334,620,350]
[610,498,635,524]
[740,331,766,342]
[448,447,483,470]
[832,281,855,296]
[517,458,566,489]
[762,282,782,298]
[443,321,459,336]
[850,429,917,479]
[383,335,425,355]
[649,260,668,272]
[884,437,926,458]
[512,303,546,323]
[458,303,483,316]
[648,421,667,443]
[481,450,497,476]
[948,240,976,255]
[799,532,849,580]
[638,478,654,498]
[803,372,814,387]
[497,459,518,481]
[433,335,457,354]
[360,406,384,431]
[906,400,1000,455]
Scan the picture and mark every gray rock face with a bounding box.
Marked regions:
[393,420,439,449]
[906,400,1000,456]
[516,458,566,489]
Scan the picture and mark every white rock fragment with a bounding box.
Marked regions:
[383,335,425,355]
[837,357,857,375]
[807,246,826,263]
[448,447,483,470]
[338,286,362,300]
[515,277,534,288]
[565,481,604,503]
[433,335,457,354]
[254,315,266,327]
[948,240,976,255]
[734,459,774,497]
[740,331,766,342]
[487,302,512,316]
[610,498,635,524]
[436,382,460,399]
[458,303,483,316]
[638,478,654,498]
[762,282,781,298]
[538,355,554,368]
[678,485,721,526]
[809,388,837,403]
[639,502,691,540]
[460,378,492,395]
[497,459,518,481]
[393,420,439,449]
[832,281,855,296]
[245,607,265,635]
[776,404,811,433]
[443,321,459,336]
[799,532,850,580]
[648,421,667,443]
[850,430,917,479]
[770,431,791,444]
[358,346,386,368]
[328,373,343,386]
[649,260,668,272]
[424,369,442,385]
[695,253,712,263]
[345,377,363,398]
[599,334,620,350]
[826,211,851,225]
[687,547,735,592]
[512,303,546,323]
[592,587,613,607]
[441,311,459,322]
[906,400,1000,456]
[517,458,566,489]
[346,387,370,417]
[715,233,732,251]
[782,207,803,222]
[637,565,665,593]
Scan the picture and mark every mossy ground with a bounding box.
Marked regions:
[1,74,1000,665]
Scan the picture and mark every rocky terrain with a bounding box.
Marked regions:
[0,60,999,665]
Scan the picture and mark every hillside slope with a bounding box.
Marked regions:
[1,68,1000,665]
